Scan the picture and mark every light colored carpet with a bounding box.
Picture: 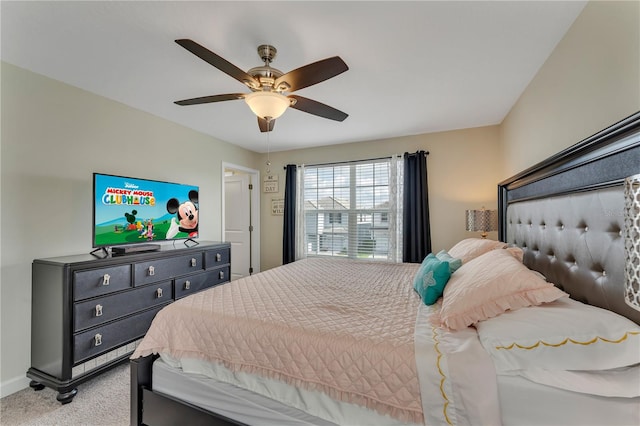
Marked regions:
[0,362,129,426]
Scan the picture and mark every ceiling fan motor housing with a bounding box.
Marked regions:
[248,45,286,91]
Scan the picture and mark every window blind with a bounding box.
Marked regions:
[303,158,400,261]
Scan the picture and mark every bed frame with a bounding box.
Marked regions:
[131,111,640,425]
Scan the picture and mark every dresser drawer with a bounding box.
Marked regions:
[204,247,230,269]
[174,266,230,299]
[73,304,167,364]
[73,281,172,332]
[73,265,132,301]
[134,254,203,286]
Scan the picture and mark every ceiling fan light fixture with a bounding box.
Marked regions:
[245,91,290,120]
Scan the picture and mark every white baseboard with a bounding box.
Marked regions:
[1,375,30,398]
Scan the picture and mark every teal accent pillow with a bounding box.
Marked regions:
[436,250,463,273]
[413,253,452,305]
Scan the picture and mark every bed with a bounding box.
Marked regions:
[130,111,640,426]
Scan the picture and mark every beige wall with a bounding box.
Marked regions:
[500,0,640,175]
[258,126,503,271]
[0,62,260,395]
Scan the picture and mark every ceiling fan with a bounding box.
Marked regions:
[173,39,349,132]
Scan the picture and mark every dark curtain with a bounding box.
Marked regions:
[282,164,297,264]
[403,151,431,262]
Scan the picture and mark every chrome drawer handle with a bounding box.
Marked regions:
[184,280,191,290]
[156,288,163,298]
[102,274,110,286]
[148,266,155,276]
[219,271,225,280]
[216,253,222,262]
[191,258,197,267]
[94,333,102,347]
[95,304,103,317]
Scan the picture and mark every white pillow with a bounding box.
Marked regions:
[476,297,640,372]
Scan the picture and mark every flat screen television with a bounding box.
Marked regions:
[92,173,199,250]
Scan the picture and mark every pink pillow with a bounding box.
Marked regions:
[448,238,507,263]
[505,246,524,262]
[433,249,568,331]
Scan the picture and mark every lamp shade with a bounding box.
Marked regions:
[624,173,640,311]
[465,208,498,238]
[244,91,290,120]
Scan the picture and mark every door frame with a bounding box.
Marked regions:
[221,162,261,275]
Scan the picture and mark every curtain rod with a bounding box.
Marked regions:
[283,151,429,170]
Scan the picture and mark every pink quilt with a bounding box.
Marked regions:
[132,257,423,423]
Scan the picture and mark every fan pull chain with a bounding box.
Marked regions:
[266,127,271,174]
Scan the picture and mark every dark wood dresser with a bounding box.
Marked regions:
[27,241,230,403]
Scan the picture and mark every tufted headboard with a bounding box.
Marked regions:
[498,112,640,324]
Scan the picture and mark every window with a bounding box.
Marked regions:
[302,158,401,261]
[328,213,342,224]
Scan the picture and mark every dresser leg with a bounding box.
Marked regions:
[56,388,78,404]
[29,380,45,391]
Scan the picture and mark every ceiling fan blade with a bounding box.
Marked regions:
[289,95,348,122]
[258,117,276,132]
[274,57,348,92]
[174,93,245,106]
[175,39,259,88]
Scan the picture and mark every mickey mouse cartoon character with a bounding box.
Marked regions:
[166,190,199,239]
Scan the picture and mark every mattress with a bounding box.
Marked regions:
[153,357,640,426]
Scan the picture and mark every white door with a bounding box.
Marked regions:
[225,173,252,280]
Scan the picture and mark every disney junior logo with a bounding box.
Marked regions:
[124,181,139,189]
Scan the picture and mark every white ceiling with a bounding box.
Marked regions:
[1,1,586,153]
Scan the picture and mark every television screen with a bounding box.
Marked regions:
[93,173,199,247]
